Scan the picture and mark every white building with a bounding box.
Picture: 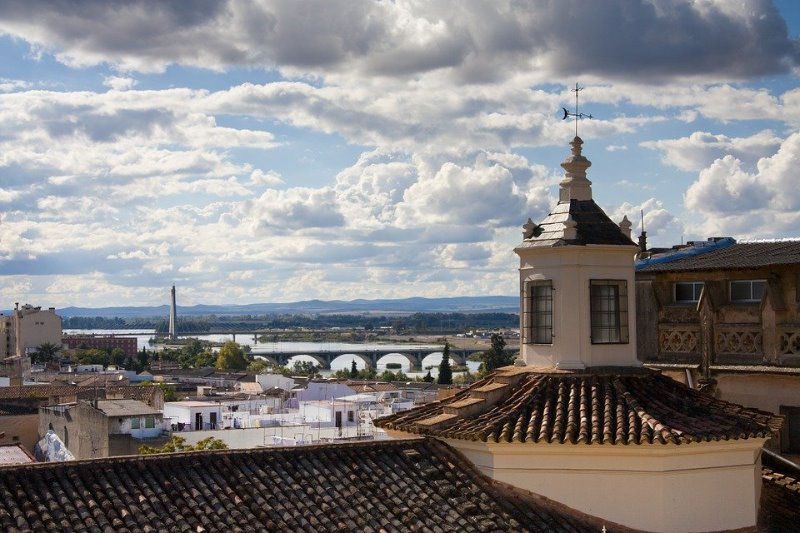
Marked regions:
[165,395,282,431]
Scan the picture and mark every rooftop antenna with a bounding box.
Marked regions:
[562,82,593,137]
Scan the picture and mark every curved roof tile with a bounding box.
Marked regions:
[0,438,607,532]
[376,367,782,445]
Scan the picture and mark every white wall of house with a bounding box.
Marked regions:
[108,415,166,439]
[518,246,640,369]
[165,398,282,430]
[163,402,222,430]
[296,382,355,403]
[300,400,359,426]
[445,438,766,533]
[255,373,295,391]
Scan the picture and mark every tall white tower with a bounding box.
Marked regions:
[168,285,177,340]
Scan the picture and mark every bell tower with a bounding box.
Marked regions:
[514,136,639,369]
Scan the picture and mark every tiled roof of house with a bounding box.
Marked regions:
[0,402,39,416]
[516,200,636,249]
[376,366,781,444]
[105,385,162,405]
[637,240,800,272]
[0,385,79,401]
[344,380,400,393]
[0,438,610,532]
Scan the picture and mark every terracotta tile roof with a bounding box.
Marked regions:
[105,385,161,405]
[0,385,79,401]
[0,438,609,532]
[0,402,39,416]
[637,241,800,272]
[344,380,400,392]
[376,367,782,444]
[516,200,636,248]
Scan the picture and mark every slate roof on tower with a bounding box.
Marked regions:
[516,136,635,249]
[375,366,782,444]
[517,199,636,248]
[0,438,610,532]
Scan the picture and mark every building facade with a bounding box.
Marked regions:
[636,238,800,454]
[38,399,167,459]
[1,304,62,358]
[62,334,138,357]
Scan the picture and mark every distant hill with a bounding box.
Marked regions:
[34,296,518,318]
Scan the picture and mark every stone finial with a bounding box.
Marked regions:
[522,218,541,239]
[559,136,593,202]
[619,215,632,239]
[638,230,648,253]
[562,213,578,240]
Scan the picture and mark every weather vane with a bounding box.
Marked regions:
[562,83,593,137]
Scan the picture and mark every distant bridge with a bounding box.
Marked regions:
[249,347,486,371]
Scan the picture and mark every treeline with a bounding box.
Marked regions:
[63,312,519,333]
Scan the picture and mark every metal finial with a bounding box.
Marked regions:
[561,83,593,137]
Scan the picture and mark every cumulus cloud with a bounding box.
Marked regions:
[0,78,30,92]
[642,130,782,171]
[103,76,137,91]
[0,1,798,307]
[0,1,796,82]
[607,198,684,248]
[684,133,800,237]
[242,187,345,232]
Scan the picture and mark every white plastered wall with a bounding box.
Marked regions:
[518,245,640,369]
[447,438,766,533]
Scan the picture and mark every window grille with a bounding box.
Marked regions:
[590,280,629,344]
[530,281,553,344]
[523,281,553,344]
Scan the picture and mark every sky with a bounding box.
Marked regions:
[0,0,799,308]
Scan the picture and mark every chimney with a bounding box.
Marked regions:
[638,230,648,253]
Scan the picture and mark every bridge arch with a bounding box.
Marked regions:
[376,353,415,373]
[330,353,370,372]
[421,351,464,369]
[252,355,279,366]
[286,354,326,368]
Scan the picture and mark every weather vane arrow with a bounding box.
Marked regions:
[561,83,593,137]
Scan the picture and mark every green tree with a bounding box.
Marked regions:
[291,360,321,377]
[422,370,434,383]
[378,369,408,382]
[139,436,227,455]
[247,359,270,373]
[76,348,110,366]
[350,359,358,378]
[215,341,249,370]
[437,342,453,385]
[109,347,126,368]
[193,349,217,368]
[481,333,514,373]
[158,382,177,402]
[31,342,61,364]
